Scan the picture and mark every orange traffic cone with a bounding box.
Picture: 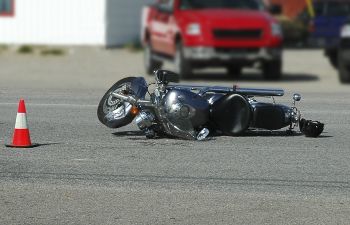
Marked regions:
[6,99,39,148]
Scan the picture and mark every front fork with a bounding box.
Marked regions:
[288,93,302,133]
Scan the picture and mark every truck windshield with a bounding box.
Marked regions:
[180,0,264,10]
[313,1,350,16]
[326,2,350,16]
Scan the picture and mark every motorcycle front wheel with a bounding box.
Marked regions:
[97,77,137,128]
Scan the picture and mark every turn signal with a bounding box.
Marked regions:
[131,106,139,115]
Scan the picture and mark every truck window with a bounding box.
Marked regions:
[326,2,350,16]
[180,0,264,11]
[158,0,174,12]
[313,2,326,16]
[312,1,350,17]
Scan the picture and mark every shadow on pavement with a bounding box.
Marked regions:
[113,130,331,139]
[210,130,302,137]
[113,131,145,137]
[315,135,333,138]
[113,130,332,140]
[36,143,62,147]
[3,143,62,149]
[183,72,319,82]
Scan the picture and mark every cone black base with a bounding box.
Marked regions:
[5,143,40,148]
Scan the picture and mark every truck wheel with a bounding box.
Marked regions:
[144,43,163,75]
[338,53,350,83]
[175,42,192,79]
[262,60,282,80]
[227,66,242,78]
[328,52,338,69]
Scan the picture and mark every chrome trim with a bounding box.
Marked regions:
[293,93,302,102]
[168,85,284,97]
[183,47,281,61]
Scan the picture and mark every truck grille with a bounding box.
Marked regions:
[213,29,262,40]
[215,48,260,54]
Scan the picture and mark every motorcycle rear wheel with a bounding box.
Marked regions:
[97,77,137,128]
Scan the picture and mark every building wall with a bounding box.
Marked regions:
[269,0,307,19]
[105,0,154,47]
[0,0,106,45]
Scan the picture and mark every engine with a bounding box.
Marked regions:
[163,89,210,128]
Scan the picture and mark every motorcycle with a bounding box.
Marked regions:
[97,70,324,140]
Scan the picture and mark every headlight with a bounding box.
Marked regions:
[186,23,201,36]
[271,23,282,37]
[341,25,350,38]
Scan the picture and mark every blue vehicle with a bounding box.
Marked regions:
[306,0,350,67]
[337,19,350,83]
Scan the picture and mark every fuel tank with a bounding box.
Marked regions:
[163,89,210,128]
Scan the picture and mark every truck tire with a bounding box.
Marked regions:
[262,60,282,80]
[227,66,242,78]
[338,53,350,83]
[175,42,192,79]
[325,47,338,69]
[144,43,163,75]
[328,51,338,69]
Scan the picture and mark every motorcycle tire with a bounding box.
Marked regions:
[262,59,282,80]
[338,51,350,83]
[175,41,192,79]
[144,43,163,75]
[97,77,137,128]
[227,66,242,78]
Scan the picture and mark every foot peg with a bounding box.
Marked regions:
[299,119,324,138]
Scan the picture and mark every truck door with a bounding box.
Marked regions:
[150,0,175,55]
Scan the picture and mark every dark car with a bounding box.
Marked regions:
[338,21,350,83]
[311,0,350,68]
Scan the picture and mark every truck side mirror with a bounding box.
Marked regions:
[269,4,282,15]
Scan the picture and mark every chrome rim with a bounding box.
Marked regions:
[103,83,132,114]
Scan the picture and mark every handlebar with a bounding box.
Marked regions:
[111,92,152,106]
[168,85,284,97]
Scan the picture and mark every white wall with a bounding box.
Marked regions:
[0,0,106,45]
[0,0,156,46]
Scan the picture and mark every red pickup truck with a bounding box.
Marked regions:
[141,0,283,80]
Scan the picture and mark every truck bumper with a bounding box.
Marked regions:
[183,47,282,63]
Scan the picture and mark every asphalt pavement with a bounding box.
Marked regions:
[0,48,350,225]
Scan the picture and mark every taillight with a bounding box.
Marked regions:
[131,106,139,115]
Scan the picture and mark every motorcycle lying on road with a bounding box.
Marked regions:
[97,70,324,140]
